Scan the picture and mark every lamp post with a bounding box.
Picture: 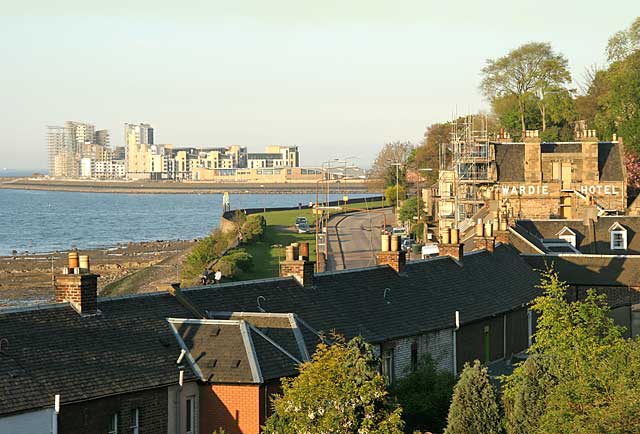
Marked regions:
[417,168,434,243]
[389,162,402,211]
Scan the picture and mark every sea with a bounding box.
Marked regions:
[0,189,376,255]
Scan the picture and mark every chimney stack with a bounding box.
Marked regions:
[280,242,315,287]
[376,235,406,273]
[54,252,99,315]
[439,228,464,261]
[473,220,497,252]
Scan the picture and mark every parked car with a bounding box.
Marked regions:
[297,222,310,233]
[392,227,407,236]
[295,216,308,228]
[401,238,415,252]
[421,243,439,258]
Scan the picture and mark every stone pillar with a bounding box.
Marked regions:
[580,130,600,183]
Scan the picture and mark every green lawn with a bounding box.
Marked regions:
[238,198,386,280]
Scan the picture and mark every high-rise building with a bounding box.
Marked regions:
[47,121,114,178]
[124,123,154,178]
[95,129,110,147]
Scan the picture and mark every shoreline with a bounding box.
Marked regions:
[0,178,373,195]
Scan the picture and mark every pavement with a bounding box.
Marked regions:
[326,208,395,271]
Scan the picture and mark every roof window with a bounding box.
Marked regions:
[609,222,627,250]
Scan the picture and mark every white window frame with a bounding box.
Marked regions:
[185,396,195,434]
[609,222,628,250]
[108,413,118,434]
[130,408,139,434]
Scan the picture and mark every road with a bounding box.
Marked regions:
[326,208,395,271]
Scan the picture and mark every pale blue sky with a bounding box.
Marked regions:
[0,0,637,169]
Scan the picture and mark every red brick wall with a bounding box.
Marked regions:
[200,384,261,434]
[58,387,167,434]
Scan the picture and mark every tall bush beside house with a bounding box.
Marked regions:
[391,355,455,434]
[182,229,234,280]
[443,360,502,434]
[240,214,266,244]
[263,335,404,434]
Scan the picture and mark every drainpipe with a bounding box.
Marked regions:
[453,311,460,377]
[52,394,60,434]
[176,370,184,434]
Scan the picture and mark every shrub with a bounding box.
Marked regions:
[215,249,253,278]
[240,214,266,244]
[391,354,455,434]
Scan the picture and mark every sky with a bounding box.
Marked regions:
[0,0,637,170]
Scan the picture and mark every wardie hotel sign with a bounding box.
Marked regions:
[494,183,621,196]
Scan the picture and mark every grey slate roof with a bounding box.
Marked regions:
[0,293,196,416]
[168,314,315,384]
[493,141,624,182]
[523,255,640,289]
[181,245,541,344]
[493,143,525,182]
[515,217,640,255]
[0,244,540,416]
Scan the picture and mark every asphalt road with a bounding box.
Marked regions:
[326,208,395,271]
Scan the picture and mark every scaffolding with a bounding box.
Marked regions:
[437,115,493,232]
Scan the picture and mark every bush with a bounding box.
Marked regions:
[391,355,455,434]
[444,360,502,434]
[215,249,253,278]
[385,184,407,206]
[182,229,234,280]
[240,214,266,244]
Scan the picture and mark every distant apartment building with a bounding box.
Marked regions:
[124,122,154,178]
[47,121,126,179]
[127,143,301,180]
[47,121,104,178]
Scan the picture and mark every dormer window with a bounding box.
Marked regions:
[556,226,577,247]
[609,222,627,250]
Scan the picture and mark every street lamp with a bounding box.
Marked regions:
[417,168,434,243]
[389,162,402,210]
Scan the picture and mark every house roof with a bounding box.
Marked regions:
[0,244,540,416]
[493,141,624,183]
[514,216,640,255]
[180,245,541,344]
[522,255,640,305]
[168,314,317,384]
[0,293,197,416]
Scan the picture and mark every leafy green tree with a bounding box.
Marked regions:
[385,184,406,207]
[502,269,640,433]
[481,42,571,136]
[392,355,455,434]
[399,196,418,223]
[444,360,502,434]
[263,335,404,434]
[606,17,640,62]
[502,356,549,434]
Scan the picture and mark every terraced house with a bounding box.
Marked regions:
[0,236,541,434]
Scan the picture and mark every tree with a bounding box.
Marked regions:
[392,355,455,434]
[606,17,640,62]
[481,42,571,135]
[410,123,449,186]
[369,141,413,188]
[385,184,406,207]
[502,269,640,433]
[502,357,549,434]
[399,196,418,224]
[444,360,502,434]
[263,335,404,434]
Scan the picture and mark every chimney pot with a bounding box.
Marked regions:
[381,234,391,252]
[391,235,400,252]
[442,227,451,244]
[68,252,79,269]
[451,228,459,245]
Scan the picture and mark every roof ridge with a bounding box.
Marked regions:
[0,301,68,316]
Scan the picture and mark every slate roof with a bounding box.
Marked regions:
[0,293,197,416]
[523,255,640,289]
[492,141,624,183]
[181,245,541,344]
[515,217,640,255]
[168,314,315,384]
[493,143,525,182]
[0,244,540,416]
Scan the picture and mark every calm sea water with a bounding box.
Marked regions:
[0,189,374,255]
